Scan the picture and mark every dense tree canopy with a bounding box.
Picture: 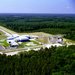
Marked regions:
[0,46,75,75]
[0,15,75,40]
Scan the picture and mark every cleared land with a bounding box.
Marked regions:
[0,26,17,34]
[0,26,75,56]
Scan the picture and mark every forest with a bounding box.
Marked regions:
[0,15,75,40]
[0,14,75,75]
[0,45,75,75]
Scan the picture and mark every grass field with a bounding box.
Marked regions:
[0,31,6,40]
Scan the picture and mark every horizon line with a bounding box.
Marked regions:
[0,13,75,14]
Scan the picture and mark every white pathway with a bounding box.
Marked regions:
[0,29,11,37]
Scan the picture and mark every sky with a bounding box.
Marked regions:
[0,0,75,14]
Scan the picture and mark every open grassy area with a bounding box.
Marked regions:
[19,32,51,36]
[0,31,6,40]
[19,32,52,44]
[19,40,41,48]
[63,38,75,43]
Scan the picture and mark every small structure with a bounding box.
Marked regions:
[7,37,19,47]
[57,38,63,44]
[50,35,63,44]
[10,42,18,47]
[16,35,30,42]
[7,34,31,47]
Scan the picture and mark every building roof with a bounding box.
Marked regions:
[10,42,18,46]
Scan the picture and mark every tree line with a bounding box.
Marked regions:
[0,46,75,75]
[0,16,75,40]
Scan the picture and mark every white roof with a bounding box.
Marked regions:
[7,36,14,40]
[16,36,29,40]
[7,39,15,43]
[11,42,18,46]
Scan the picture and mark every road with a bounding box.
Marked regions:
[0,45,42,56]
[0,28,11,36]
[0,26,16,36]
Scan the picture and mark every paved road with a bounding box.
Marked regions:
[0,45,42,56]
[0,28,12,36]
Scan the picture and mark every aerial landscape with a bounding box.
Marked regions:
[0,0,75,75]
